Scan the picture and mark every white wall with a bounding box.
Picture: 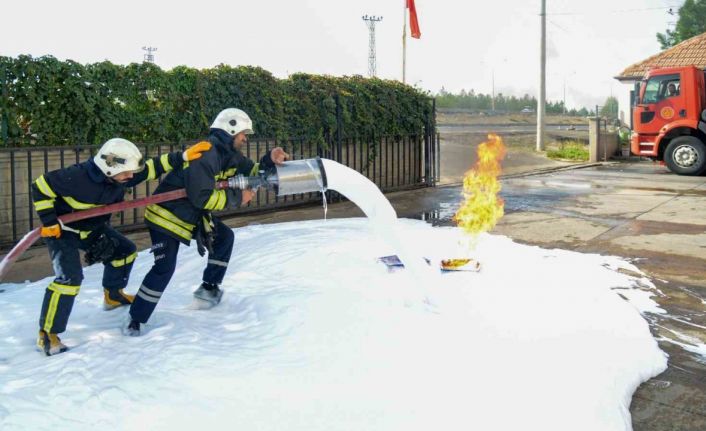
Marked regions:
[618,80,637,128]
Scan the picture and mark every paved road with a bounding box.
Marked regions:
[438,124,589,134]
[437,131,575,185]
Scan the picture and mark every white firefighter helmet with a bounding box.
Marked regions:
[210,108,254,136]
[93,138,144,177]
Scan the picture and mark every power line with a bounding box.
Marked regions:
[548,5,680,16]
[547,19,570,34]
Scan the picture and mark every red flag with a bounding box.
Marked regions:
[407,0,421,39]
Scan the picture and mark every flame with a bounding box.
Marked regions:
[453,133,506,245]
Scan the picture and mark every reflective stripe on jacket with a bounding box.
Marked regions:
[32,152,184,232]
[144,130,275,244]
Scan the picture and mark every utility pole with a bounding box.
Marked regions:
[563,79,566,115]
[142,46,157,64]
[536,0,546,151]
[492,69,496,112]
[362,15,383,78]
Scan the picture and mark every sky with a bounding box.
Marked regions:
[0,0,681,110]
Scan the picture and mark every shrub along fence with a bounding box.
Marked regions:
[0,56,438,249]
[0,55,433,148]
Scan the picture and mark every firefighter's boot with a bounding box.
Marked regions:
[103,288,134,310]
[123,319,141,337]
[37,330,69,356]
[193,282,223,308]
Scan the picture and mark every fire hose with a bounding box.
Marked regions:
[0,178,247,281]
[0,158,328,282]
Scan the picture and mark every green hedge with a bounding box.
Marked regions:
[0,55,434,147]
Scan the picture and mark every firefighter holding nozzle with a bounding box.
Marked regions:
[125,108,289,336]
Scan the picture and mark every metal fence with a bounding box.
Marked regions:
[0,128,439,250]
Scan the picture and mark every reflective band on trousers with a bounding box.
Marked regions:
[43,291,61,333]
[111,252,137,268]
[48,282,81,295]
[43,282,80,333]
[137,285,163,303]
[208,259,229,268]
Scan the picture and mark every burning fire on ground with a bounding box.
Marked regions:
[453,133,507,250]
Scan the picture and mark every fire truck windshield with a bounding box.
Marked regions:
[641,74,680,104]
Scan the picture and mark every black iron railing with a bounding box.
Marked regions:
[0,130,439,250]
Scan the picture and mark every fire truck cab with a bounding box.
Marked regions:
[632,65,706,175]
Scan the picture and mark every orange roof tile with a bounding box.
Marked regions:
[616,32,706,81]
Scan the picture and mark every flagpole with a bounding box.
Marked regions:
[402,0,407,83]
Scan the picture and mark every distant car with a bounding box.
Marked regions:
[520,108,534,114]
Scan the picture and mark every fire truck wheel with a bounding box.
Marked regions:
[664,136,706,176]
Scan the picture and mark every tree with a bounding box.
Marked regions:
[600,97,619,119]
[657,1,706,49]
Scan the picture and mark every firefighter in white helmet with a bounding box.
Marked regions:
[31,138,211,355]
[126,108,289,335]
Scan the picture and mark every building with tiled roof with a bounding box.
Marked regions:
[614,32,706,125]
[616,32,706,81]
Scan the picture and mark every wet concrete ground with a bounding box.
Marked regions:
[407,161,706,430]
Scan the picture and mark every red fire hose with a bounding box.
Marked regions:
[0,181,229,282]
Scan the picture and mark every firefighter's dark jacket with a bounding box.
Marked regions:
[31,151,186,236]
[144,129,275,244]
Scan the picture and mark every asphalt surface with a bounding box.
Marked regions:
[438,123,589,134]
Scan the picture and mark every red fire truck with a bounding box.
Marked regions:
[632,65,706,175]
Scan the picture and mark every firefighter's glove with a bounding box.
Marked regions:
[40,224,62,239]
[84,233,119,265]
[194,216,215,257]
[183,141,212,162]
